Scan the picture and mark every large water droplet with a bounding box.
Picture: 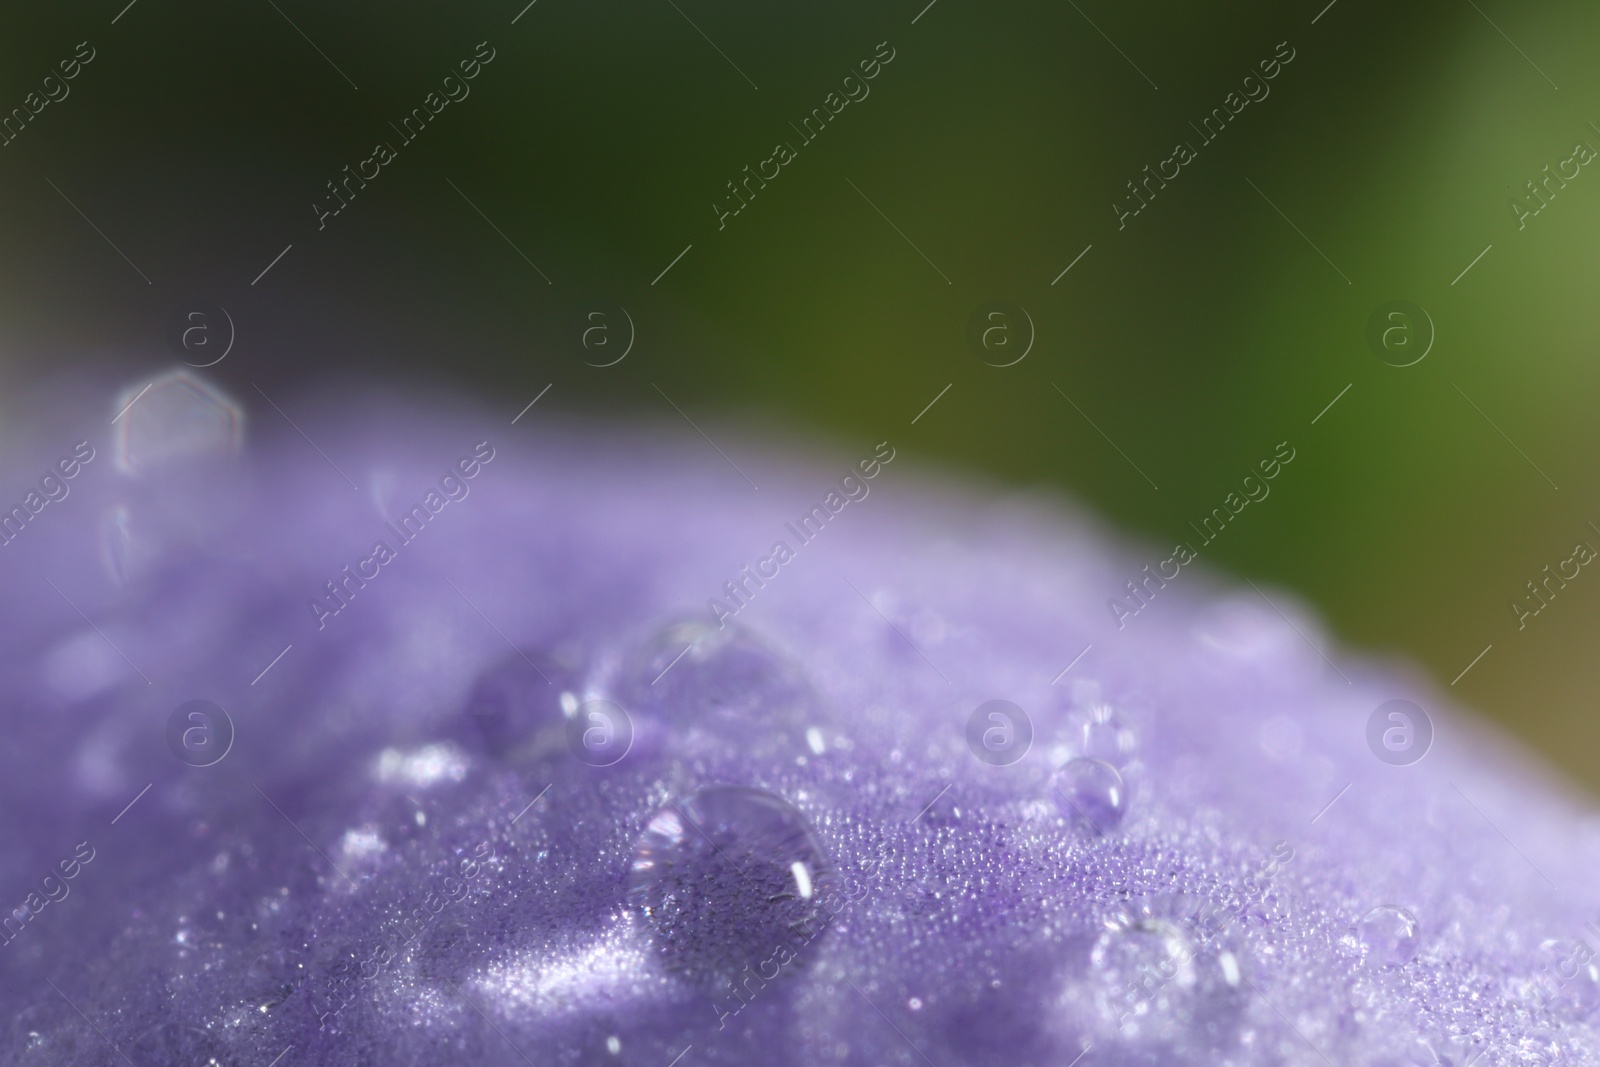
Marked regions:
[1050,758,1127,835]
[113,371,242,477]
[628,785,832,991]
[1353,905,1420,967]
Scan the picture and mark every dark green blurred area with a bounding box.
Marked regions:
[2,1,1597,787]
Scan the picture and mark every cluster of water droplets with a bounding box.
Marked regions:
[19,382,1600,1067]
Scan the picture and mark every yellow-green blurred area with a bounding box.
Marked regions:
[2,2,1597,786]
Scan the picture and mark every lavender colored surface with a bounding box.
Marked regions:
[1,372,1596,1067]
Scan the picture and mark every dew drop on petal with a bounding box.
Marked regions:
[1070,703,1136,765]
[113,370,242,477]
[628,785,832,990]
[621,619,811,727]
[1050,758,1127,835]
[1353,905,1420,967]
[1092,918,1198,1026]
[1537,939,1600,1017]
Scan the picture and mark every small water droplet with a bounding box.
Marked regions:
[628,785,832,991]
[113,371,242,477]
[1353,905,1420,967]
[1050,758,1127,835]
[908,997,923,1011]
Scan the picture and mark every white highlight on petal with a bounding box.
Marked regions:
[806,727,826,755]
[375,743,468,788]
[340,827,386,862]
[791,861,813,899]
[1219,950,1240,987]
[476,918,658,1018]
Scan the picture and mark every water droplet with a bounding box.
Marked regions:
[1353,905,1420,967]
[1049,758,1127,835]
[100,506,135,585]
[908,997,923,1010]
[113,371,242,477]
[628,785,832,991]
[621,619,812,728]
[1194,597,1298,661]
[1258,715,1303,761]
[462,647,573,756]
[1069,703,1135,765]
[1080,905,1249,1048]
[1516,1026,1563,1066]
[1536,939,1600,1017]
[1092,918,1198,1033]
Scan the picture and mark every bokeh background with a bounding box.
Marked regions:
[2,0,1597,788]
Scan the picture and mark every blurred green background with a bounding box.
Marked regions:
[2,1,1597,788]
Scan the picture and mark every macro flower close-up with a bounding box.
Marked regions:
[2,2,1600,1066]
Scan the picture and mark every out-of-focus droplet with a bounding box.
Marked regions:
[628,785,832,991]
[461,647,573,757]
[1194,597,1298,661]
[1512,1026,1562,1067]
[620,619,811,727]
[1092,917,1198,1033]
[1075,900,1250,1050]
[99,505,134,585]
[1353,905,1420,967]
[43,629,129,701]
[1536,938,1600,1017]
[113,371,242,476]
[1070,703,1136,765]
[373,743,469,789]
[1050,758,1127,835]
[1258,715,1304,761]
